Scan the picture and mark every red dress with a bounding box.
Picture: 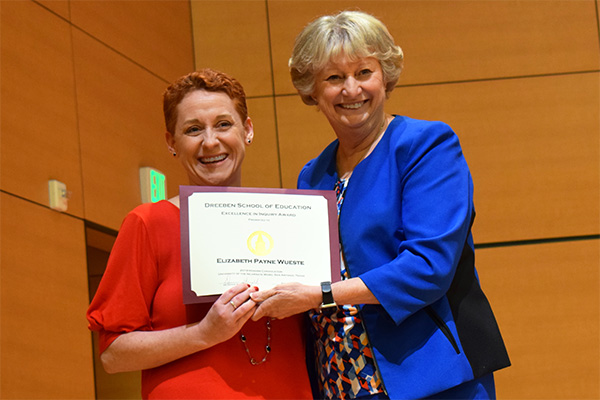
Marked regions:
[87,201,313,399]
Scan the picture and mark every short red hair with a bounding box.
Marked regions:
[163,68,248,134]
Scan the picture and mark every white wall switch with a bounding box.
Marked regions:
[48,180,68,212]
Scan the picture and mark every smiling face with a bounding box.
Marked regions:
[166,89,253,187]
[312,56,387,135]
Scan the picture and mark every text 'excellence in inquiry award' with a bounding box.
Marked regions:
[180,186,341,303]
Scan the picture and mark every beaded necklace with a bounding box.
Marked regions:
[240,319,271,365]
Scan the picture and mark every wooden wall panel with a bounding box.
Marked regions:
[37,0,70,19]
[0,193,95,399]
[388,72,599,243]
[190,0,272,97]
[0,1,84,217]
[0,0,594,397]
[277,72,600,239]
[242,97,281,188]
[476,240,599,399]
[268,0,599,95]
[72,30,189,230]
[276,95,337,188]
[0,1,195,398]
[70,0,194,82]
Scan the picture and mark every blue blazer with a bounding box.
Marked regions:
[298,116,510,398]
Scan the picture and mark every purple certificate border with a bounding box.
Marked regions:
[180,185,341,304]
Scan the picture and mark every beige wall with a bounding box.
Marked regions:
[1,0,598,398]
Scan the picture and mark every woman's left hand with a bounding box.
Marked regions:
[250,282,321,320]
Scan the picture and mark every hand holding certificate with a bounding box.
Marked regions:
[180,186,341,303]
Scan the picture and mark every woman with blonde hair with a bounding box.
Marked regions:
[252,11,510,399]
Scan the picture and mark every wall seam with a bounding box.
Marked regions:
[595,0,600,53]
[264,69,600,100]
[4,187,598,250]
[187,0,196,71]
[264,0,283,188]
[32,0,170,84]
[476,234,600,249]
[67,0,88,227]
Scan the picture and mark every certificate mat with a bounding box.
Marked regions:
[180,186,341,304]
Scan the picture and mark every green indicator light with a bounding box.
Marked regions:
[139,167,167,203]
[149,170,166,202]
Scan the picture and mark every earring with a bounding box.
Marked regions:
[172,152,176,156]
[247,139,251,144]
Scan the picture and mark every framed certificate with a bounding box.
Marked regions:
[180,186,341,304]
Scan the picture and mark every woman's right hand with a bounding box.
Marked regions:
[101,283,258,373]
[197,283,258,347]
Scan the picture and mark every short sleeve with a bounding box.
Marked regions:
[86,210,159,353]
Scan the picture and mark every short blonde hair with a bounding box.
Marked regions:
[289,10,404,105]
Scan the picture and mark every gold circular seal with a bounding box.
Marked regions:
[247,231,274,256]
